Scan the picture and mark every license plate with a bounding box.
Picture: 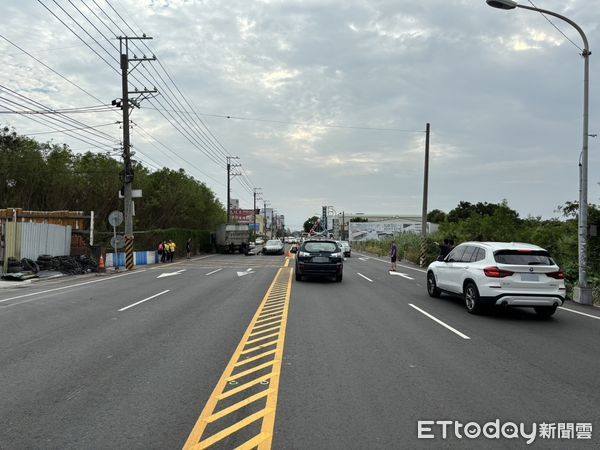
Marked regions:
[521,273,539,281]
[312,257,329,263]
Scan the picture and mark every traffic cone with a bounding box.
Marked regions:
[99,255,105,272]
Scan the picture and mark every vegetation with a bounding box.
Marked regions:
[0,126,226,252]
[354,200,600,304]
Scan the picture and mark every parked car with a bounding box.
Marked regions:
[263,239,285,255]
[337,241,351,257]
[255,238,264,245]
[295,239,343,282]
[426,241,565,316]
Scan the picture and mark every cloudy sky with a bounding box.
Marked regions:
[2,0,599,230]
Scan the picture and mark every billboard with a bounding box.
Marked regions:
[349,220,439,242]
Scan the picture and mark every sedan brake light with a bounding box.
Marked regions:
[546,270,564,280]
[483,266,514,278]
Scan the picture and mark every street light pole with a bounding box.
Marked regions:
[487,0,592,304]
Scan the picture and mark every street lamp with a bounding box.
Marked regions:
[487,0,592,304]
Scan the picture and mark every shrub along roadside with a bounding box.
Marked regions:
[96,228,212,256]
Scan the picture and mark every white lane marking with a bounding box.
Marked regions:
[389,271,414,280]
[205,268,223,276]
[0,270,146,304]
[559,307,600,320]
[118,290,170,312]
[358,257,369,261]
[354,252,426,273]
[409,304,471,340]
[157,269,186,278]
[357,273,373,283]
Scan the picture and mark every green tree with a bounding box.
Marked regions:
[427,209,446,223]
[303,216,320,233]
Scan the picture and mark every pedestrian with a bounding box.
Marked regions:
[160,240,167,263]
[169,239,176,262]
[186,238,192,259]
[438,239,451,259]
[157,241,164,262]
[390,240,398,272]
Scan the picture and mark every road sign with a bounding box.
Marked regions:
[108,210,124,227]
[111,235,125,249]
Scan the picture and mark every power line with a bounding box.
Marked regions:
[144,106,426,132]
[0,85,118,142]
[526,0,583,52]
[37,0,120,73]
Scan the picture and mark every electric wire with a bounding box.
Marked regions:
[0,86,118,143]
[526,0,584,52]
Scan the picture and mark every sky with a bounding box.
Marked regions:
[1,0,599,231]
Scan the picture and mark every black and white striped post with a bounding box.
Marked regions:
[420,123,430,267]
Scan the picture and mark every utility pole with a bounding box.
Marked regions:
[226,156,240,224]
[253,188,262,240]
[420,123,430,267]
[263,200,270,238]
[116,36,156,271]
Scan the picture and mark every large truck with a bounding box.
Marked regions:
[214,224,250,253]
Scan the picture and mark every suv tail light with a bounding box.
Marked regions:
[483,266,514,278]
[546,270,564,280]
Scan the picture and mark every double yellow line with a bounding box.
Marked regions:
[183,265,293,449]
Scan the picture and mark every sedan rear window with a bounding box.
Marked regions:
[304,242,337,253]
[494,250,554,265]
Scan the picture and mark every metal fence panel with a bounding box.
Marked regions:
[20,222,71,260]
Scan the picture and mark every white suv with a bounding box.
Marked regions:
[426,242,565,316]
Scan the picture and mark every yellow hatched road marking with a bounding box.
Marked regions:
[182,267,293,449]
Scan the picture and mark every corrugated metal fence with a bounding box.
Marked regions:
[3,222,71,272]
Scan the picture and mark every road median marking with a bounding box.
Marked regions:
[118,290,170,312]
[559,306,600,320]
[409,303,471,340]
[183,267,293,450]
[357,273,373,283]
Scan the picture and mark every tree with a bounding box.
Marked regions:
[303,216,320,233]
[350,216,368,222]
[427,209,446,223]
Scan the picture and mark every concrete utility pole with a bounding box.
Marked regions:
[226,156,240,224]
[263,200,270,238]
[420,123,430,267]
[253,188,262,239]
[117,36,156,271]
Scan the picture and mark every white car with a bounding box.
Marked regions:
[255,238,264,245]
[426,241,565,316]
[263,239,285,255]
[338,241,351,257]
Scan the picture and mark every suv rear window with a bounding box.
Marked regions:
[304,242,337,253]
[494,250,554,265]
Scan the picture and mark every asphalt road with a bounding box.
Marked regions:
[1,250,599,449]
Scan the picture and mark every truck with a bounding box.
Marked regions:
[214,224,250,254]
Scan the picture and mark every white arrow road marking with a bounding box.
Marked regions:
[357,273,373,282]
[157,269,186,279]
[205,268,223,276]
[389,271,414,280]
[118,290,170,312]
[237,268,254,277]
[358,257,369,261]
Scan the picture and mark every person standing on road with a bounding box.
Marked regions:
[160,240,167,263]
[390,240,398,272]
[186,238,192,259]
[169,240,176,262]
